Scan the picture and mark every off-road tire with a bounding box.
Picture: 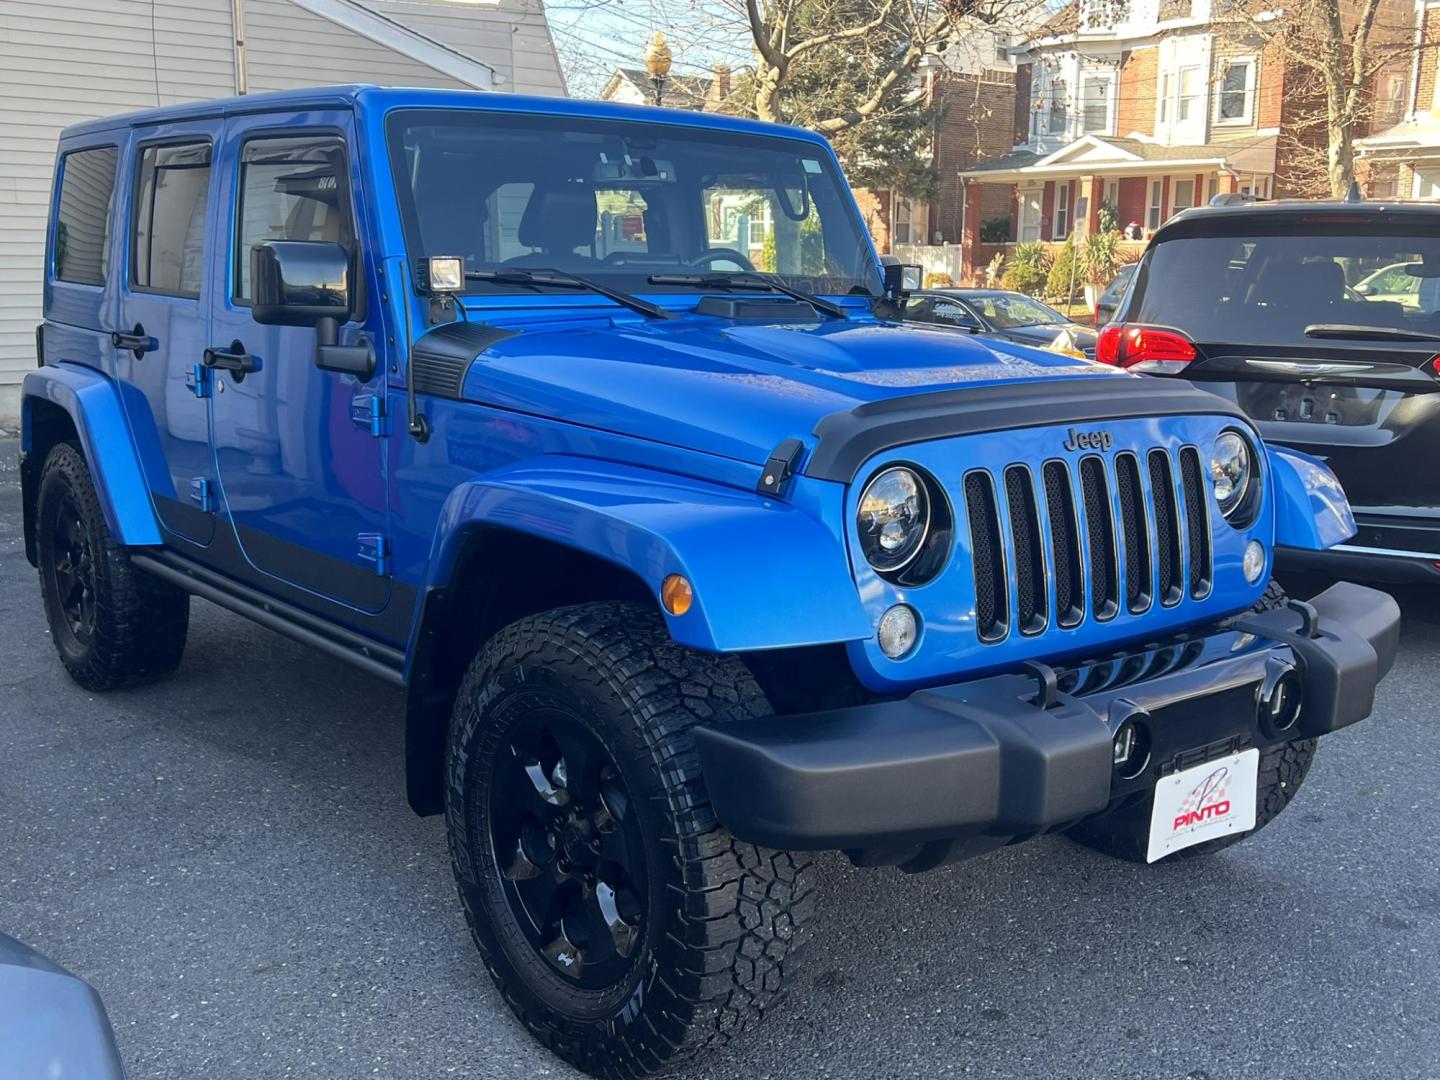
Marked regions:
[1066,580,1317,863]
[35,442,189,690]
[444,602,814,1078]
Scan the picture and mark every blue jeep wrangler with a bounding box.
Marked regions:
[23,85,1400,1077]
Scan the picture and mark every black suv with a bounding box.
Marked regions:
[1102,199,1440,582]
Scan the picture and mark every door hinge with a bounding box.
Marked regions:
[350,391,388,437]
[756,438,806,497]
[187,361,212,399]
[357,532,391,576]
[189,477,215,513]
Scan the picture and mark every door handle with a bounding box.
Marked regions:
[203,339,262,383]
[111,324,158,358]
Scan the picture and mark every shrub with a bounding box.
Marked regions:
[1002,240,1049,295]
[979,216,1010,243]
[1045,239,1081,302]
[1082,228,1120,288]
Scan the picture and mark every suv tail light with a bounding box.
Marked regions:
[1094,323,1197,374]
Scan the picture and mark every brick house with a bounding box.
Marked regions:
[1358,1,1440,198]
[955,0,1304,281]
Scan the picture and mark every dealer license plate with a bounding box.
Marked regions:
[1146,748,1260,863]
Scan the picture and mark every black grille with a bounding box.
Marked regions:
[1043,461,1083,628]
[1079,456,1119,621]
[1004,466,1046,635]
[967,445,1211,643]
[1148,450,1182,606]
[1179,447,1212,599]
[964,472,1007,641]
[1115,453,1151,613]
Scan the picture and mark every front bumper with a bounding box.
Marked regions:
[694,582,1399,867]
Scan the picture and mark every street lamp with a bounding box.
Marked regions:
[644,31,672,106]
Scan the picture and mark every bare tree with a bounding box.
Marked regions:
[1218,0,1429,197]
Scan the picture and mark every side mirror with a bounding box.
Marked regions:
[1353,282,1373,296]
[252,240,352,326]
[250,240,373,380]
[883,262,923,299]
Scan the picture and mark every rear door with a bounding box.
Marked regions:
[116,122,222,545]
[1122,219,1440,540]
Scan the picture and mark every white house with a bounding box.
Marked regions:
[0,0,566,424]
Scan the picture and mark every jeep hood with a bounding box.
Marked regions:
[453,315,1119,468]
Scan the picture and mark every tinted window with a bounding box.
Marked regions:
[1130,230,1440,345]
[54,146,118,286]
[969,294,1064,329]
[235,135,352,300]
[386,109,882,297]
[133,142,212,296]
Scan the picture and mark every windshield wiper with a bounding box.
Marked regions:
[465,268,676,320]
[1304,323,1440,343]
[647,272,848,319]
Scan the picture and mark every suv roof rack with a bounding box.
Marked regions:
[1208,192,1265,207]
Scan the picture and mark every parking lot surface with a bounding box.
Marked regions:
[2,440,1438,1080]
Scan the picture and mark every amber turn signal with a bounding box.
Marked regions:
[661,574,693,616]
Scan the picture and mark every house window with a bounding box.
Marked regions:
[1207,176,1219,202]
[1019,189,1042,242]
[893,196,914,244]
[1055,183,1071,239]
[1147,179,1164,229]
[1082,77,1110,134]
[995,33,1010,64]
[1177,65,1203,122]
[1375,69,1406,129]
[1159,72,1171,125]
[1172,178,1195,215]
[1216,57,1256,125]
[1049,77,1069,135]
[1105,180,1119,211]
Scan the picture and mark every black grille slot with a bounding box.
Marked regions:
[1004,466,1047,635]
[1115,452,1152,613]
[964,472,1007,642]
[1079,456,1119,621]
[1042,461,1083,628]
[1179,446,1212,599]
[1148,449,1183,606]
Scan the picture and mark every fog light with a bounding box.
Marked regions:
[877,604,918,659]
[1243,540,1266,584]
[1258,668,1303,734]
[1111,715,1151,779]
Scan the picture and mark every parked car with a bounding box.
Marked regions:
[1095,264,1136,325]
[23,86,1399,1078]
[905,287,1098,356]
[0,933,126,1079]
[1100,197,1440,583]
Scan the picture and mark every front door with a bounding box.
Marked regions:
[116,122,222,546]
[206,113,390,613]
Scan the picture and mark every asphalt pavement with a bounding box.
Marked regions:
[2,439,1438,1080]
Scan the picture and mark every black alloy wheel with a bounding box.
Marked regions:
[489,707,646,990]
[45,490,97,652]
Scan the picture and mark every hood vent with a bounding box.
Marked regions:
[694,296,820,322]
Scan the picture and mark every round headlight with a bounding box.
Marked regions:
[857,467,930,574]
[1210,431,1253,519]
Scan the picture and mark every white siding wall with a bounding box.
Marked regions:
[0,0,564,423]
[374,0,566,97]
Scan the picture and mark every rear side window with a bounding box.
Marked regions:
[54,145,118,286]
[234,135,352,301]
[132,142,212,297]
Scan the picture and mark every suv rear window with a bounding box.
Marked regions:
[54,145,118,286]
[1129,228,1440,345]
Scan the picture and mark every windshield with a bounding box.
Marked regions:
[385,109,882,297]
[969,294,1065,329]
[1129,229,1440,345]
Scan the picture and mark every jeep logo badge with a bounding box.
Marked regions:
[1062,427,1113,452]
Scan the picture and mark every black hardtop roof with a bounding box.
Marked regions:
[1153,199,1440,241]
